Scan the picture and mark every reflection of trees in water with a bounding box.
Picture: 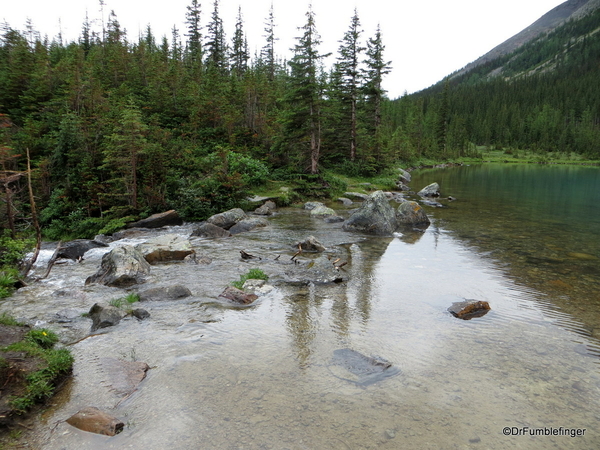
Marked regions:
[283,238,394,368]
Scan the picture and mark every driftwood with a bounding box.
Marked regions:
[19,149,42,279]
[43,241,63,279]
[240,250,260,260]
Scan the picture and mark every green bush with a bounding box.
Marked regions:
[26,329,59,349]
[231,268,269,289]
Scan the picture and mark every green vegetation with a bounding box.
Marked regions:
[109,293,140,309]
[0,320,73,414]
[231,268,269,290]
[0,231,33,298]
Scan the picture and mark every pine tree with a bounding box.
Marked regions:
[205,0,228,74]
[261,3,278,81]
[185,0,202,71]
[230,7,249,78]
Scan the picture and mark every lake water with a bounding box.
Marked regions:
[3,163,600,449]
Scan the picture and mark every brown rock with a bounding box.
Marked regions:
[218,286,258,305]
[66,407,124,436]
[126,210,183,229]
[448,300,491,320]
[100,358,150,396]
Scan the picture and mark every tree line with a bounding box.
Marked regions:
[0,1,391,239]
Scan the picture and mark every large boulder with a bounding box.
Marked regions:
[190,222,231,238]
[66,407,124,436]
[88,303,126,332]
[396,201,431,229]
[206,208,248,230]
[134,234,194,264]
[138,285,192,302]
[417,182,440,198]
[342,190,398,236]
[53,239,108,261]
[126,210,183,229]
[85,245,151,287]
[229,217,269,235]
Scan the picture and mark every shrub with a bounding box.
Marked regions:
[231,268,269,289]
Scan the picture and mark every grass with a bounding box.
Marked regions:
[1,324,73,414]
[0,312,21,326]
[231,268,269,290]
[109,293,140,309]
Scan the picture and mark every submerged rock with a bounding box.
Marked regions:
[417,182,440,198]
[207,208,248,230]
[85,245,151,287]
[138,285,192,302]
[89,303,126,332]
[66,407,124,436]
[310,205,336,217]
[448,300,491,320]
[135,234,194,264]
[343,190,397,236]
[295,236,326,252]
[328,348,400,386]
[337,197,353,206]
[219,286,258,305]
[100,358,150,396]
[284,255,347,285]
[127,210,183,229]
[396,201,431,229]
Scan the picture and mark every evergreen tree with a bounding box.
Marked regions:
[261,3,278,81]
[205,0,228,74]
[230,7,249,78]
[185,0,202,71]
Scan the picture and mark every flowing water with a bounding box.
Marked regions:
[2,163,600,449]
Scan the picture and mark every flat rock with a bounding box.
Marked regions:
[344,192,369,201]
[138,285,192,302]
[328,348,400,386]
[127,210,183,229]
[66,407,124,436]
[448,300,491,320]
[135,234,194,264]
[100,358,150,396]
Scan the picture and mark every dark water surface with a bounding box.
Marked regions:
[2,163,600,449]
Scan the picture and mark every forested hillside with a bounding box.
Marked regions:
[0,2,391,239]
[385,4,600,161]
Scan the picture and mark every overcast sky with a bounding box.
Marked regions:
[2,0,565,98]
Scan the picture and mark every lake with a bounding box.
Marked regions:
[3,163,600,449]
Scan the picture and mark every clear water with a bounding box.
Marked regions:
[2,164,600,449]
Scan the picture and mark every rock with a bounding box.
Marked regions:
[135,234,194,264]
[417,182,440,197]
[218,286,258,305]
[304,201,324,211]
[66,407,124,436]
[206,208,247,230]
[396,201,431,229]
[93,234,114,245]
[89,303,126,332]
[329,348,400,386]
[337,197,353,206]
[420,199,444,207]
[323,215,345,223]
[342,190,398,236]
[254,201,277,216]
[229,218,269,235]
[285,255,347,285]
[85,245,151,287]
[100,358,150,396]
[138,285,192,302]
[398,168,411,184]
[132,308,151,320]
[310,205,336,217]
[191,222,232,238]
[127,210,183,229]
[448,300,491,320]
[395,181,410,191]
[344,192,369,201]
[295,236,326,252]
[54,239,109,261]
[242,279,274,295]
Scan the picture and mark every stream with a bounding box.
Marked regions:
[2,164,600,449]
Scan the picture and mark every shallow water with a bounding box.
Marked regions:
[2,164,600,449]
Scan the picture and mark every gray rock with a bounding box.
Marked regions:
[420,199,444,207]
[343,190,398,236]
[138,285,192,302]
[417,182,440,197]
[254,200,277,216]
[337,197,353,206]
[304,201,324,211]
[191,222,232,238]
[310,205,336,217]
[135,234,194,264]
[66,407,124,436]
[126,210,183,229]
[329,348,400,386]
[295,236,326,252]
[206,208,248,230]
[89,303,126,332]
[396,201,431,229]
[323,215,345,223]
[229,217,269,235]
[100,358,150,395]
[344,192,370,201]
[85,245,151,287]
[132,308,151,320]
[285,255,347,285]
[398,168,411,184]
